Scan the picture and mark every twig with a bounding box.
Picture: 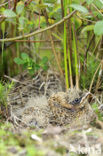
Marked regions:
[49,33,64,78]
[89,62,101,92]
[61,0,64,18]
[95,60,103,92]
[33,11,56,20]
[25,0,33,7]
[92,3,103,17]
[15,39,61,43]
[4,75,26,85]
[76,14,96,23]
[0,10,76,42]
[8,105,28,127]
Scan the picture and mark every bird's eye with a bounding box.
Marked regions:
[75,98,79,102]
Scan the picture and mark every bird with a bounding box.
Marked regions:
[48,89,95,126]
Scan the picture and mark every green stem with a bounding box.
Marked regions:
[69,0,79,89]
[64,0,69,89]
[68,0,73,88]
[1,22,5,64]
[72,24,79,89]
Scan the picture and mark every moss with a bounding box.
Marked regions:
[0,123,45,156]
[55,145,66,154]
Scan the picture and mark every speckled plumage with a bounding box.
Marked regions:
[48,89,96,126]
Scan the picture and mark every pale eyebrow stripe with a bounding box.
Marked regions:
[80,92,91,104]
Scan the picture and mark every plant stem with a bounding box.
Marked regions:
[69,0,79,89]
[68,0,73,88]
[61,0,64,18]
[64,0,69,89]
[72,23,79,89]
[40,2,64,78]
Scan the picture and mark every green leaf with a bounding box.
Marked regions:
[41,56,48,64]
[19,17,26,26]
[42,65,48,71]
[5,18,16,24]
[86,0,94,5]
[44,0,56,3]
[81,25,94,33]
[29,69,35,75]
[74,17,82,30]
[40,21,47,28]
[3,9,17,18]
[94,0,103,9]
[18,17,27,30]
[21,53,29,60]
[36,4,47,9]
[14,57,24,65]
[35,64,40,71]
[94,21,103,35]
[16,3,24,15]
[70,4,88,13]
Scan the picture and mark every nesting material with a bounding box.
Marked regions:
[8,71,95,128]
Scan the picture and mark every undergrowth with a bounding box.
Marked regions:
[0,81,13,116]
[14,53,48,76]
[92,103,103,121]
[80,54,100,89]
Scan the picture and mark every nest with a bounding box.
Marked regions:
[8,70,63,127]
[7,70,97,128]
